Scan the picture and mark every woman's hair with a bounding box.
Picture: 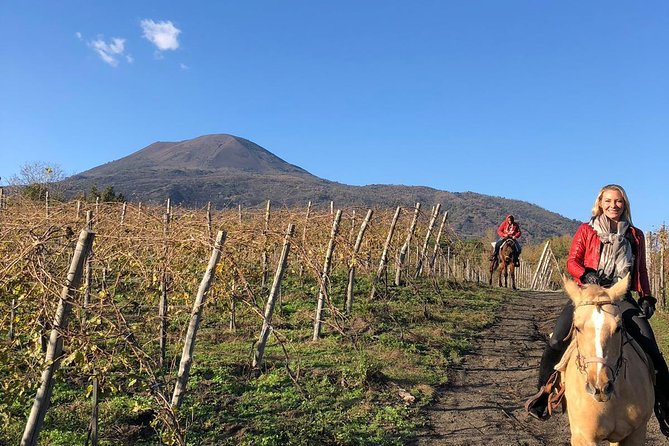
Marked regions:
[591,184,633,224]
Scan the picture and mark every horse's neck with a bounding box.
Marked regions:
[623,333,653,373]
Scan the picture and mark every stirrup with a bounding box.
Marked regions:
[524,388,549,420]
[655,400,669,437]
[524,371,563,421]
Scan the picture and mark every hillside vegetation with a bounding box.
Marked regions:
[61,134,581,244]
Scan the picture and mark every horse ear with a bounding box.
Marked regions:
[563,275,581,303]
[606,273,630,301]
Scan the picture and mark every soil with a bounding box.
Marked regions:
[410,290,666,446]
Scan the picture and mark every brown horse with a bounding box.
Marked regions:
[488,239,516,289]
[558,275,654,445]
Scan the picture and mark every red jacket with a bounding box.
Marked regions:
[567,222,651,297]
[497,218,521,239]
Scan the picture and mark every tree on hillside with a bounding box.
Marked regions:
[87,185,125,203]
[9,161,66,201]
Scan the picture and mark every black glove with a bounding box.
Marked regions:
[640,296,657,319]
[580,268,601,285]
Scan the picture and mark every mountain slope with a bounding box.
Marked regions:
[64,134,580,243]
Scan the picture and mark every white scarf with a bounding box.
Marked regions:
[589,214,634,283]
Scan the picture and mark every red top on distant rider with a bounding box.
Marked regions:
[497,215,522,240]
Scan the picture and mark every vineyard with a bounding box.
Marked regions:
[1,196,667,446]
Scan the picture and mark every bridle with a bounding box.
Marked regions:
[573,300,627,384]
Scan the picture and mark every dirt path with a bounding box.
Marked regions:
[411,290,666,446]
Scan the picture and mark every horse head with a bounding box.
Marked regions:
[563,274,630,402]
[499,238,515,264]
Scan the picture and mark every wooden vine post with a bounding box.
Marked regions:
[86,377,99,446]
[159,210,171,369]
[299,201,312,278]
[206,201,213,241]
[82,211,94,324]
[370,206,401,299]
[120,202,127,225]
[171,230,226,408]
[252,223,295,369]
[428,211,449,275]
[530,240,550,290]
[395,203,421,286]
[657,226,667,308]
[346,209,373,314]
[21,229,95,446]
[229,277,237,331]
[9,298,16,340]
[415,204,441,278]
[312,210,342,341]
[261,200,271,287]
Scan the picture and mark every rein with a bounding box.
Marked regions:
[573,301,626,383]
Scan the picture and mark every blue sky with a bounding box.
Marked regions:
[1,1,667,232]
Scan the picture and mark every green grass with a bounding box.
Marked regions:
[1,276,512,446]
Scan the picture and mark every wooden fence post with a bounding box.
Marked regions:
[252,223,295,369]
[21,229,95,446]
[395,203,421,286]
[313,210,342,341]
[346,209,373,314]
[171,230,226,408]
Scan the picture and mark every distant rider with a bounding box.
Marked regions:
[490,215,522,266]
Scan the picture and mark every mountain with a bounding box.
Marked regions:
[65,134,580,243]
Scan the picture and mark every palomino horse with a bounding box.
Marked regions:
[559,274,654,445]
[488,238,516,289]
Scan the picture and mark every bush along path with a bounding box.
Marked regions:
[410,290,666,446]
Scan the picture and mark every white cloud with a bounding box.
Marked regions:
[89,37,127,67]
[141,19,181,51]
[75,32,82,40]
[180,63,189,70]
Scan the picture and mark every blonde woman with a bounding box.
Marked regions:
[525,184,669,435]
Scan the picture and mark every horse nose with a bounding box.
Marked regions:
[585,381,614,401]
[585,382,596,396]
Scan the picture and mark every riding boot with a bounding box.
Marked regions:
[526,345,564,420]
[652,355,669,436]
